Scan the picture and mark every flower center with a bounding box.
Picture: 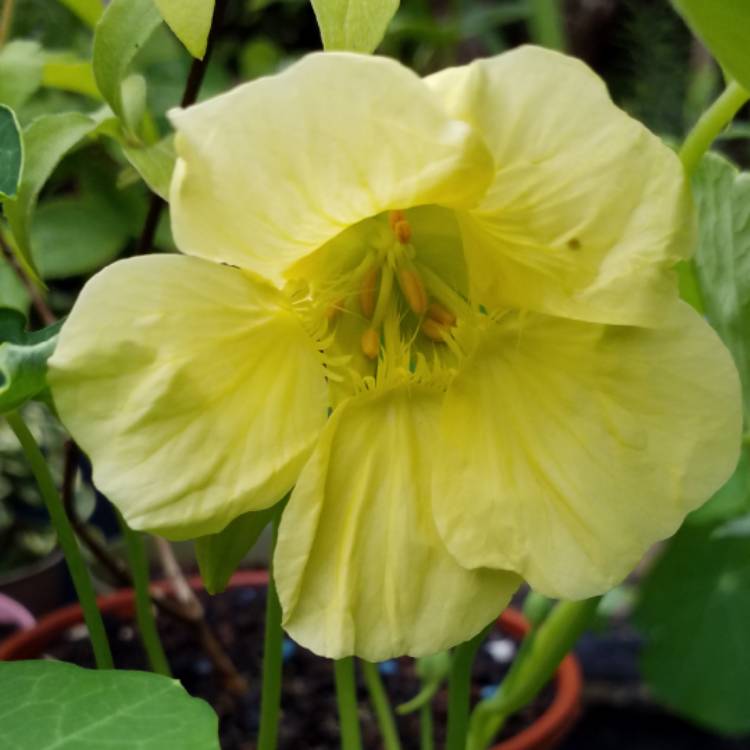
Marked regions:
[285,206,470,391]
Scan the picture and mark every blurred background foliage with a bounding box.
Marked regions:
[1,1,750,747]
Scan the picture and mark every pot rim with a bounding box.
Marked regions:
[0,569,581,750]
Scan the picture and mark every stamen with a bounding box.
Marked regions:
[398,267,427,315]
[359,266,379,319]
[371,264,395,328]
[421,317,448,342]
[388,209,412,244]
[325,300,344,322]
[426,302,455,327]
[361,328,380,359]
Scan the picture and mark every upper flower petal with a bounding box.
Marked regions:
[432,302,741,599]
[274,384,519,660]
[49,255,328,539]
[425,46,693,326]
[169,52,493,284]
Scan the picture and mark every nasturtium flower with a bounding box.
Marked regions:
[49,47,741,660]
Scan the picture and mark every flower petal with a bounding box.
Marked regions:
[433,302,741,598]
[49,255,328,539]
[274,385,519,660]
[426,46,693,325]
[169,52,493,284]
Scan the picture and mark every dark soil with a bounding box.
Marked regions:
[41,580,553,749]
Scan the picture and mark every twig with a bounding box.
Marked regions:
[0,232,56,326]
[135,0,229,255]
[155,536,248,695]
[0,0,15,48]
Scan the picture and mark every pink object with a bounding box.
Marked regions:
[0,592,36,632]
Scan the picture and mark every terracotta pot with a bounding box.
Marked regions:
[0,570,581,750]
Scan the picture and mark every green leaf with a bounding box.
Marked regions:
[195,503,277,594]
[0,660,219,749]
[93,0,162,133]
[32,193,131,279]
[0,105,23,200]
[42,57,101,100]
[57,0,105,28]
[0,260,31,315]
[3,112,96,281]
[692,152,750,422]
[121,134,175,200]
[311,0,400,52]
[0,314,61,415]
[154,0,215,59]
[671,1,750,92]
[0,40,44,111]
[636,523,750,734]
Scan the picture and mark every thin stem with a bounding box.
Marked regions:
[0,0,15,47]
[135,0,229,255]
[361,661,402,750]
[334,658,363,750]
[468,598,600,750]
[419,703,434,750]
[257,518,284,750]
[679,79,750,177]
[527,0,566,51]
[117,512,171,676]
[5,411,113,669]
[0,231,55,325]
[445,624,490,750]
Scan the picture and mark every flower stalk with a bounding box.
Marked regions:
[117,512,171,676]
[5,411,113,669]
[361,660,402,750]
[334,657,363,750]
[679,79,750,177]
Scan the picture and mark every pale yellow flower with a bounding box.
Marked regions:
[49,48,741,660]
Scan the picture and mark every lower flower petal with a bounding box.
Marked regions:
[274,385,519,660]
[433,302,741,598]
[49,255,328,539]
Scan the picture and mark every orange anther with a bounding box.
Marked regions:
[361,328,380,359]
[426,302,455,327]
[421,317,447,342]
[388,210,406,230]
[359,267,379,319]
[398,268,427,315]
[393,220,412,244]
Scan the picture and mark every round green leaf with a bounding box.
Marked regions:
[672,0,750,92]
[0,660,220,749]
[311,0,400,53]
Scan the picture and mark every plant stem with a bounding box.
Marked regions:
[0,0,15,48]
[468,598,600,750]
[5,411,113,669]
[117,512,170,676]
[527,0,566,51]
[361,661,402,750]
[445,624,490,750]
[419,703,434,750]
[257,518,284,750]
[135,0,229,255]
[334,658,363,750]
[679,79,750,177]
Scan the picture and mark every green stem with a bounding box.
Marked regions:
[679,79,750,177]
[445,624,490,750]
[527,0,566,51]
[5,411,113,669]
[468,598,600,750]
[117,512,170,676]
[257,518,284,750]
[419,703,434,750]
[334,658,363,750]
[361,661,402,750]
